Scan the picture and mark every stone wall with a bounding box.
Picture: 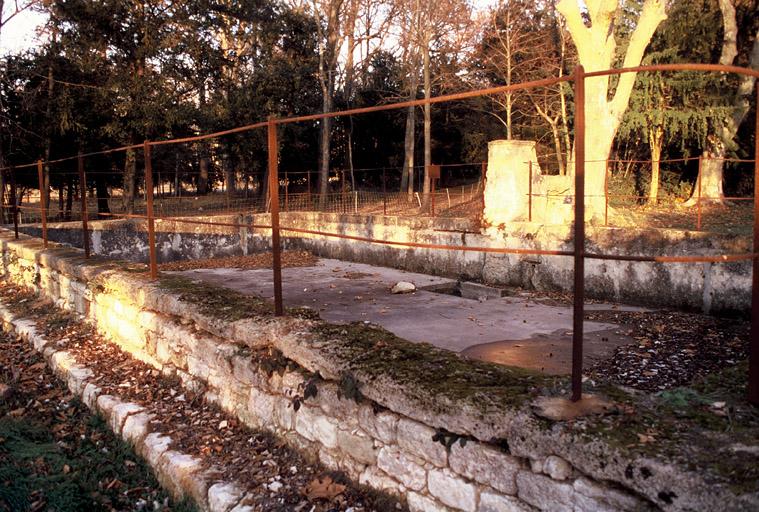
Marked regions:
[1,230,756,511]
[18,211,752,315]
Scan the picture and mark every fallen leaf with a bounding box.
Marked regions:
[304,476,346,500]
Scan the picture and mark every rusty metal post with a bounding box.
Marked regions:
[143,142,158,279]
[268,118,284,316]
[749,82,759,405]
[77,154,91,258]
[572,65,586,402]
[37,160,48,248]
[9,167,18,239]
[382,167,387,216]
[528,161,533,222]
[604,159,609,226]
[697,156,703,231]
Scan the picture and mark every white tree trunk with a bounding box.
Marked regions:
[557,0,666,220]
[687,4,758,206]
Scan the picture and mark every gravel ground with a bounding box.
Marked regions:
[0,282,402,512]
[586,309,749,391]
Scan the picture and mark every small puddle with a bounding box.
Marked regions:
[461,328,633,375]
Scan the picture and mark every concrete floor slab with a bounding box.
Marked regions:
[172,259,638,374]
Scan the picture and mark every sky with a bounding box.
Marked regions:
[0,3,47,56]
[0,0,500,57]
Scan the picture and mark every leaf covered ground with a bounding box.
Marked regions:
[0,328,196,512]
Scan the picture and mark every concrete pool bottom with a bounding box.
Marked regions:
[171,258,640,375]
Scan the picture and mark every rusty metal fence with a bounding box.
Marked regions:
[1,63,758,405]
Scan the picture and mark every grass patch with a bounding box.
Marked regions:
[0,412,196,512]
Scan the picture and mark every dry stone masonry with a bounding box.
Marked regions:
[1,229,756,511]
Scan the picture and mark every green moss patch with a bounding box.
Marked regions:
[581,363,759,493]
[312,322,564,412]
[156,274,317,322]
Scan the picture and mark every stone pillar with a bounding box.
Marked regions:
[483,140,539,226]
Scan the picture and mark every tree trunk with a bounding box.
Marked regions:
[422,40,432,204]
[65,176,73,221]
[648,125,663,205]
[57,181,64,220]
[95,174,111,218]
[550,119,565,176]
[123,148,136,214]
[687,6,758,205]
[225,155,235,200]
[557,0,666,220]
[174,154,180,197]
[401,106,415,197]
[318,93,332,201]
[198,154,209,195]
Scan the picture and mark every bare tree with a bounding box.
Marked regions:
[311,0,346,203]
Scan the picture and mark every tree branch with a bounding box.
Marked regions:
[610,0,667,119]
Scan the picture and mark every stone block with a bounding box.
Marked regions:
[359,466,401,495]
[247,387,276,427]
[516,471,574,512]
[138,310,160,332]
[96,394,121,418]
[50,350,76,380]
[428,468,477,512]
[319,447,365,481]
[156,337,173,365]
[450,442,519,495]
[397,418,447,467]
[358,405,399,444]
[377,446,427,491]
[573,477,644,511]
[139,432,173,467]
[337,428,377,465]
[275,397,295,431]
[231,354,266,388]
[66,365,93,396]
[122,412,155,446]
[187,354,212,381]
[110,402,144,435]
[274,369,305,397]
[408,492,454,512]
[81,383,102,410]
[478,491,532,512]
[157,450,203,499]
[315,384,359,427]
[208,482,244,512]
[543,456,572,481]
[294,406,338,449]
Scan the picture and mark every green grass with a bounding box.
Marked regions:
[0,412,197,512]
